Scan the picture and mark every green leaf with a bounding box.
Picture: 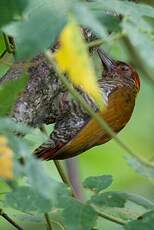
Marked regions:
[0,63,10,79]
[25,156,70,201]
[122,19,154,68]
[89,192,126,208]
[0,35,6,55]
[89,191,154,209]
[112,192,154,210]
[98,14,121,33]
[5,186,52,213]
[59,197,97,230]
[88,0,154,18]
[83,175,112,193]
[3,0,69,59]
[126,155,154,180]
[0,52,13,79]
[124,211,154,230]
[74,3,107,38]
[0,118,31,135]
[16,214,43,223]
[0,0,27,28]
[0,74,28,116]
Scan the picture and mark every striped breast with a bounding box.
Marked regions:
[54,86,137,159]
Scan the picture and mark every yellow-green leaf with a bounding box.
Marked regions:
[54,17,104,108]
[0,136,13,179]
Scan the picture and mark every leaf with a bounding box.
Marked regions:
[0,118,32,135]
[0,74,28,116]
[124,211,154,230]
[5,186,52,213]
[0,35,6,55]
[89,191,154,210]
[54,16,104,108]
[0,0,27,28]
[25,156,70,201]
[59,197,97,230]
[110,192,154,210]
[98,14,121,33]
[88,0,154,18]
[74,3,107,38]
[3,0,69,59]
[0,135,13,179]
[83,175,112,192]
[89,192,126,208]
[122,19,154,69]
[0,52,13,79]
[16,214,43,223]
[126,155,154,180]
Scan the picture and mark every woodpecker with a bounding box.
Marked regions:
[34,48,140,160]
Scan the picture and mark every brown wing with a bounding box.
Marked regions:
[54,87,136,159]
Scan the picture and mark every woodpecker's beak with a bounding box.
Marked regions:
[97,48,115,71]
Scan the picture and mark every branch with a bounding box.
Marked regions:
[39,126,77,198]
[93,207,127,226]
[0,209,24,230]
[44,213,52,230]
[53,160,77,198]
[65,158,83,200]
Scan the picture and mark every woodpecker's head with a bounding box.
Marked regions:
[97,48,140,92]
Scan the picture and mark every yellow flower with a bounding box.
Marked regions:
[0,135,13,179]
[54,17,104,108]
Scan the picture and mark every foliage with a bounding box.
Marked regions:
[0,0,154,229]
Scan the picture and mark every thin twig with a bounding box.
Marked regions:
[54,160,70,186]
[44,50,154,169]
[0,49,7,59]
[65,158,83,199]
[44,212,52,230]
[93,207,127,226]
[3,33,15,54]
[50,219,65,230]
[87,39,104,48]
[0,209,24,230]
[53,160,77,197]
[87,32,124,49]
[39,126,77,197]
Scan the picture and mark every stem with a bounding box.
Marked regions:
[93,207,127,226]
[39,125,77,197]
[54,160,76,197]
[87,39,103,48]
[44,50,154,169]
[65,158,83,200]
[87,32,124,49]
[44,212,52,230]
[54,160,70,185]
[0,49,7,59]
[3,33,15,54]
[0,209,24,230]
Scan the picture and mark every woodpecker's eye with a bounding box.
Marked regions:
[121,65,129,71]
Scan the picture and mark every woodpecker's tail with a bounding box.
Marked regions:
[33,140,65,160]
